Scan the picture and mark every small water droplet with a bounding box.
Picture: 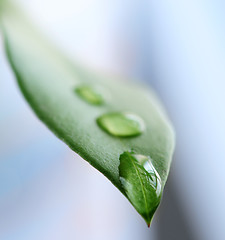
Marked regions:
[75,85,104,105]
[96,112,145,137]
[119,152,162,225]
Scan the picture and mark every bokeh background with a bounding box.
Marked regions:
[1,0,225,239]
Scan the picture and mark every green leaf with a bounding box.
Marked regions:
[0,2,175,225]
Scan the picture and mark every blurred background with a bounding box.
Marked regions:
[1,0,225,239]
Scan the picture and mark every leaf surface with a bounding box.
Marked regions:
[0,2,175,225]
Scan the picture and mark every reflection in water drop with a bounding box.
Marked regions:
[132,154,162,197]
[75,85,104,105]
[119,152,162,226]
[96,112,145,137]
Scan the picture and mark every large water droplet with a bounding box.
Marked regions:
[130,153,162,198]
[119,152,162,226]
[75,85,104,105]
[96,112,145,137]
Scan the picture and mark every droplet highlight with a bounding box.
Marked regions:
[96,112,145,137]
[75,85,104,105]
[119,152,162,226]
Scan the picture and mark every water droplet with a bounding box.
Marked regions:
[130,153,162,198]
[96,112,145,137]
[75,85,104,105]
[119,152,162,225]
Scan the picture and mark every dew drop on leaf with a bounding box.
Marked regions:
[96,112,145,137]
[119,152,162,225]
[130,153,162,198]
[75,85,104,105]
